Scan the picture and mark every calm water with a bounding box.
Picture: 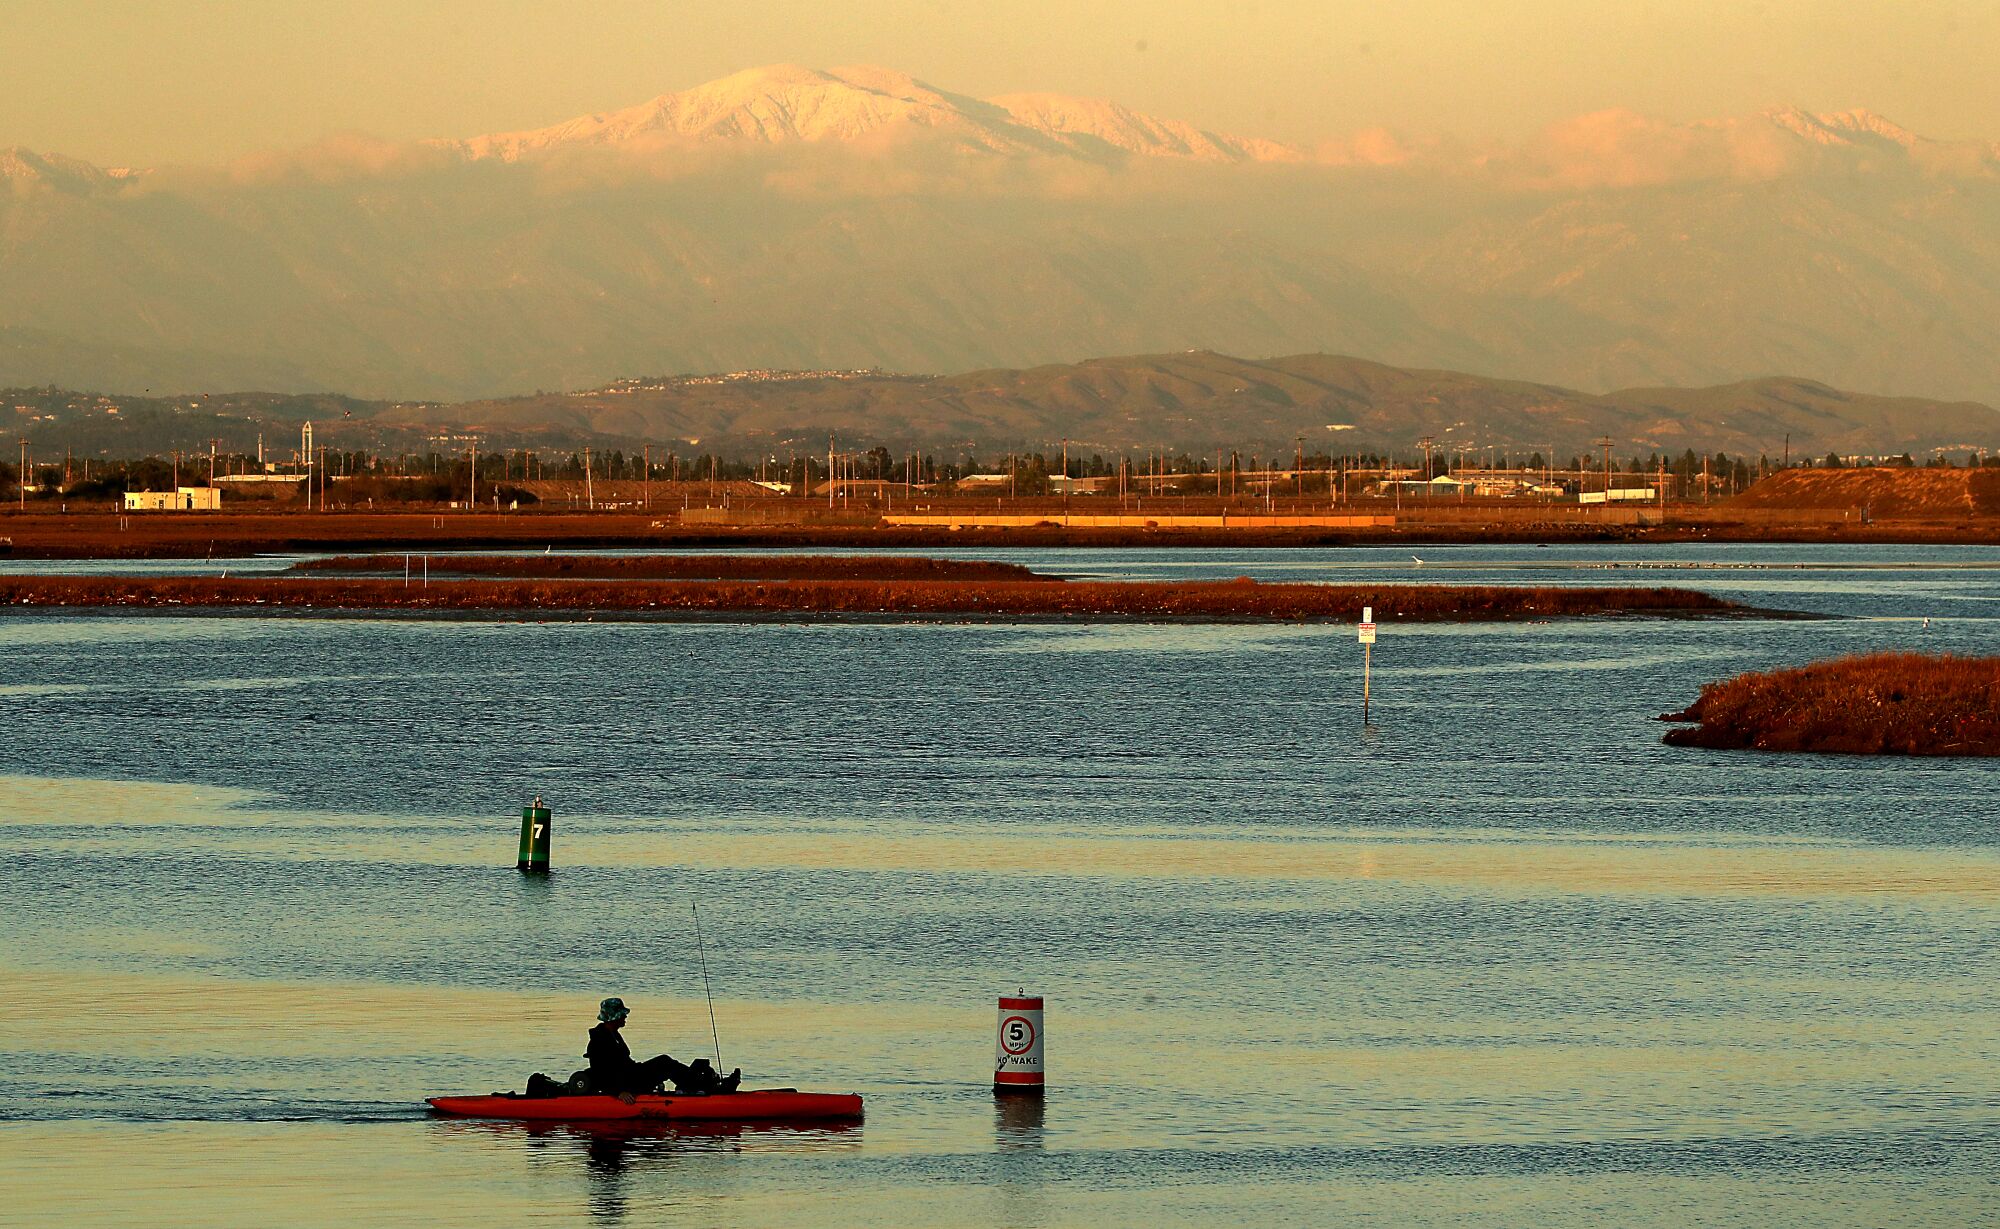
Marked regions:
[3,545,1997,1226]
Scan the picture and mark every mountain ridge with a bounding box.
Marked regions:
[433,63,1301,165]
[10,66,1976,178]
[11,351,1993,461]
[9,68,2000,409]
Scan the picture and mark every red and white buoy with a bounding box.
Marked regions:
[994,993,1044,1094]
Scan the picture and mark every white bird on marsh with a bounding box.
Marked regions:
[1411,555,1424,567]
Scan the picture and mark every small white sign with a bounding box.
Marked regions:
[1358,622,1377,644]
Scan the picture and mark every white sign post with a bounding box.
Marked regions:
[1358,606,1376,721]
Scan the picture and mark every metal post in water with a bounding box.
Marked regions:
[1359,606,1376,723]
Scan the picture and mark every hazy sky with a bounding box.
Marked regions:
[8,0,2000,165]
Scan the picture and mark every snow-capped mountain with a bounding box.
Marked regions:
[439,64,1302,164]
[5,70,2000,433]
[1763,106,1927,149]
[0,148,136,191]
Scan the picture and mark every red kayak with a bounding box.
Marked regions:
[426,1089,863,1122]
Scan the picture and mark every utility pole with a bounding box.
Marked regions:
[584,448,594,510]
[828,435,836,510]
[469,436,477,512]
[1418,435,1435,483]
[1595,437,1615,509]
[1060,437,1069,517]
[16,438,24,510]
[644,444,651,509]
[1295,435,1304,499]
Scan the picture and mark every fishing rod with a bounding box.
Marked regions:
[691,897,723,1070]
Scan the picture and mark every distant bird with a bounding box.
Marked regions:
[1411,555,1425,567]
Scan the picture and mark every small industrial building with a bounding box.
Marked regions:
[124,487,223,511]
[1374,474,1469,497]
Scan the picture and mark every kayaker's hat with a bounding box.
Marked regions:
[598,997,629,1023]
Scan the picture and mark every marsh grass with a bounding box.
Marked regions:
[296,554,1051,582]
[0,575,1746,622]
[1662,652,2000,755]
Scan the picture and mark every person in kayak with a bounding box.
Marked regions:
[586,997,740,1098]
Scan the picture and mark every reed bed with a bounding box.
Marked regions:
[1662,651,2000,755]
[296,553,1053,582]
[0,575,1750,622]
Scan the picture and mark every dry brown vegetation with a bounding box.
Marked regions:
[1662,652,2000,756]
[7,505,2000,561]
[296,553,1053,582]
[0,575,1751,622]
[1729,467,2000,518]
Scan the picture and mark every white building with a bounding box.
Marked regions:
[124,487,223,511]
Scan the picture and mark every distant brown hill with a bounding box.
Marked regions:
[1731,467,2000,517]
[407,352,2000,459]
[9,352,1998,462]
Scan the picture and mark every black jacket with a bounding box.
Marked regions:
[586,1023,636,1086]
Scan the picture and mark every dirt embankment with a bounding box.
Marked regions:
[1661,652,2000,755]
[0,510,1662,558]
[1729,467,2000,518]
[0,576,1755,622]
[9,501,2000,561]
[296,554,1054,582]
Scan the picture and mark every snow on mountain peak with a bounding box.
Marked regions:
[1763,106,1922,148]
[445,64,1301,164]
[0,147,118,191]
[992,93,1303,163]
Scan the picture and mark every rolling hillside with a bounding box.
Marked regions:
[11,352,1995,460]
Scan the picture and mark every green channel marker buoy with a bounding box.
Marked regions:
[517,796,551,872]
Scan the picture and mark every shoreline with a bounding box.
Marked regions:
[5,510,2000,559]
[1661,652,2000,756]
[0,575,1784,623]
[293,552,1059,582]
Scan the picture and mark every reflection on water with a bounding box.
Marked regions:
[429,1118,865,1225]
[3,546,1998,1226]
[994,1092,1047,1151]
